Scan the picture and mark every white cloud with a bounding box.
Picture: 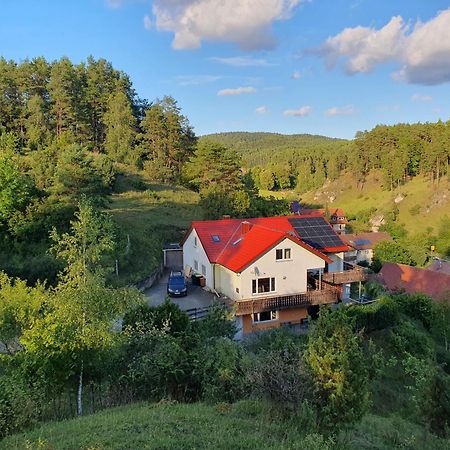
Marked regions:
[283,105,311,117]
[210,56,274,67]
[256,106,269,114]
[151,0,302,50]
[217,86,257,96]
[291,70,301,80]
[143,14,152,30]
[313,7,450,85]
[325,104,357,117]
[411,94,433,102]
[175,75,223,86]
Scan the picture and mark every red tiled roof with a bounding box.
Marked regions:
[183,215,350,273]
[342,232,392,250]
[298,208,347,224]
[379,262,450,302]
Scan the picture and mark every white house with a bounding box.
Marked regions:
[182,215,365,335]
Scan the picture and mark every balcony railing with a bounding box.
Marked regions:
[322,262,368,285]
[234,288,339,316]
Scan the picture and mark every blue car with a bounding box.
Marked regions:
[167,271,187,296]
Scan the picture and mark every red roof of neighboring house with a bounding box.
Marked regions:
[183,215,349,273]
[342,232,392,250]
[298,208,347,224]
[379,262,450,302]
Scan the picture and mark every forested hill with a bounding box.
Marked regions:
[201,132,349,167]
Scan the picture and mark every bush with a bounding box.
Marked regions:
[0,373,41,438]
[192,301,236,340]
[123,300,190,336]
[346,296,400,333]
[394,293,435,330]
[390,321,435,360]
[409,204,421,216]
[194,338,246,404]
[124,332,189,401]
[246,349,313,411]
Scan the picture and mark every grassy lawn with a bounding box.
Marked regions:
[108,167,202,286]
[2,400,447,450]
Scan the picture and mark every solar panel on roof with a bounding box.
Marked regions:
[354,239,371,246]
[288,216,344,250]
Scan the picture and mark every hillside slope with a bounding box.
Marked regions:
[2,400,448,450]
[300,170,450,237]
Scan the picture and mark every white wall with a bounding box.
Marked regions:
[328,252,344,273]
[215,264,240,301]
[236,238,326,300]
[182,229,214,290]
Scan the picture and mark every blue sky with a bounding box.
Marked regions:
[1,0,450,138]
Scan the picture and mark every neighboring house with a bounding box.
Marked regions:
[379,262,450,302]
[297,207,348,234]
[341,232,392,265]
[182,215,367,336]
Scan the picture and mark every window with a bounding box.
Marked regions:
[252,277,275,294]
[201,264,206,276]
[253,310,278,322]
[211,235,220,242]
[194,236,197,247]
[276,248,291,260]
[194,260,198,271]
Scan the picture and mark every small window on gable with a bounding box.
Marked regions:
[194,236,197,247]
[212,235,220,242]
[276,248,291,261]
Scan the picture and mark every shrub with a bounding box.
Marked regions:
[409,204,421,216]
[346,296,400,333]
[394,293,435,330]
[246,349,313,411]
[193,338,246,404]
[0,373,41,438]
[123,300,190,336]
[192,301,236,340]
[390,321,435,360]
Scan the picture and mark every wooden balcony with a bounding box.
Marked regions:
[322,262,368,285]
[234,288,339,316]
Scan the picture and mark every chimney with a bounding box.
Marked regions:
[222,215,231,220]
[241,221,252,235]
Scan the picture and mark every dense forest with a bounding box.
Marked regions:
[206,124,450,193]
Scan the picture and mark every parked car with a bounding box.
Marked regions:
[167,270,187,296]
